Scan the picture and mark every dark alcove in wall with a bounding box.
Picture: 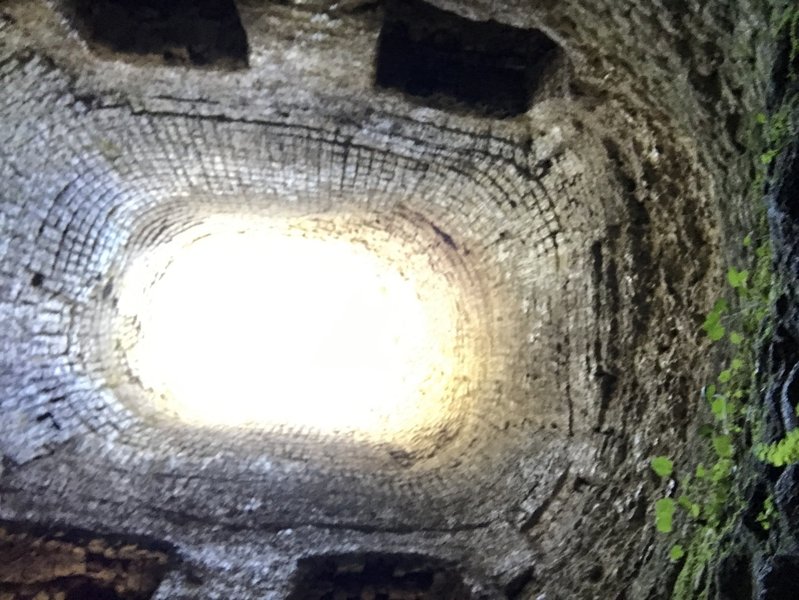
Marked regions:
[0,520,173,600]
[286,552,472,600]
[68,0,249,68]
[375,0,560,118]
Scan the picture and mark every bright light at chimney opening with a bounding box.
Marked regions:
[114,217,460,438]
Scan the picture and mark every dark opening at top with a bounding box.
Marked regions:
[286,552,471,600]
[375,0,560,118]
[69,0,249,68]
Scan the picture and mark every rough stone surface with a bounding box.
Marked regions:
[774,465,799,536]
[0,0,793,598]
[754,555,799,600]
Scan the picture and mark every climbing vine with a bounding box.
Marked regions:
[649,231,774,599]
[649,227,773,596]
[647,4,799,597]
[757,426,799,465]
[651,3,799,600]
[750,0,799,471]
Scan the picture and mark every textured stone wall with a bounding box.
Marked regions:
[0,0,785,598]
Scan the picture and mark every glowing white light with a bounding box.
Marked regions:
[115,216,459,438]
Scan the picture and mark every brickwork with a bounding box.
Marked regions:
[0,0,771,597]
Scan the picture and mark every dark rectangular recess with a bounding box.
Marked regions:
[375,0,560,118]
[286,552,471,600]
[69,0,249,68]
[0,519,174,600]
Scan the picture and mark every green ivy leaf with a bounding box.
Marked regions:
[755,113,767,125]
[670,544,686,561]
[727,268,749,289]
[718,370,732,383]
[758,496,776,531]
[703,311,721,328]
[695,464,707,479]
[730,331,744,345]
[730,358,744,372]
[656,498,676,533]
[676,496,701,519]
[698,424,714,439]
[757,429,799,467]
[761,149,779,165]
[713,435,733,459]
[711,396,728,420]
[712,464,732,488]
[755,443,769,462]
[706,322,726,342]
[651,456,674,478]
[743,233,753,247]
